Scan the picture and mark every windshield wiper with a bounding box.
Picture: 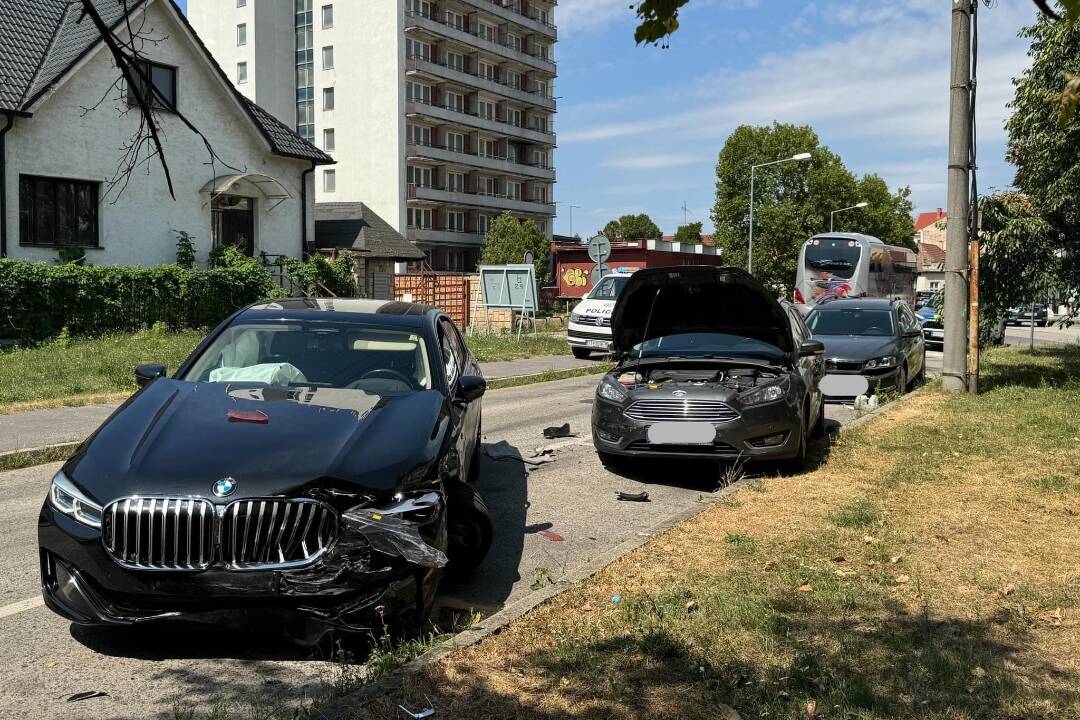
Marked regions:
[809,260,853,270]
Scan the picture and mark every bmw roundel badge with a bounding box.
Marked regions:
[212,477,237,498]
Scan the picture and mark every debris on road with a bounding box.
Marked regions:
[537,530,565,542]
[67,691,109,703]
[611,594,622,604]
[615,490,650,502]
[399,706,435,719]
[484,441,556,466]
[542,423,574,439]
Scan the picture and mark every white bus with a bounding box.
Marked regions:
[794,232,916,306]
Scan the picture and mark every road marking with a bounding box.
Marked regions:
[0,596,44,619]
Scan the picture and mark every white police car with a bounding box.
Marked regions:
[567,272,634,358]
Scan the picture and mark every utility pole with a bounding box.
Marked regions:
[943,0,973,393]
[681,201,689,226]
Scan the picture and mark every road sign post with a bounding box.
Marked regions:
[586,234,612,291]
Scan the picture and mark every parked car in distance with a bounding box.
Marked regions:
[39,299,492,645]
[922,314,1006,351]
[806,298,925,401]
[567,271,634,358]
[1007,304,1049,327]
[592,266,825,470]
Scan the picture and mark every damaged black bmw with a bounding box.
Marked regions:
[592,267,826,467]
[38,299,492,644]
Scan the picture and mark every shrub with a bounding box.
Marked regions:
[0,258,286,342]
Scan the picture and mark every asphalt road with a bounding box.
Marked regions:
[0,369,903,719]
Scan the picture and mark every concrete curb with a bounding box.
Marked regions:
[311,389,922,719]
[0,441,80,472]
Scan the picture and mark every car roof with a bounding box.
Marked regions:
[811,297,899,311]
[237,298,440,328]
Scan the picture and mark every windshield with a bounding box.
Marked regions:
[804,238,863,280]
[633,333,785,362]
[181,321,432,395]
[588,275,630,300]
[807,308,895,337]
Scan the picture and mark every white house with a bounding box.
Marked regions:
[0,0,333,267]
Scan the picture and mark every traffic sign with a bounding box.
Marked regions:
[590,264,610,286]
[587,234,611,264]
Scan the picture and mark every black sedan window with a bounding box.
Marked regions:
[181,322,433,394]
[807,309,895,337]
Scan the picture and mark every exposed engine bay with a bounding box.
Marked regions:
[616,365,781,391]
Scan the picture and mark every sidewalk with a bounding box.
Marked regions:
[0,354,603,454]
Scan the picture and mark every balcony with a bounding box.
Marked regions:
[455,0,558,40]
[406,57,556,112]
[410,183,556,216]
[405,11,556,75]
[405,98,555,146]
[407,227,485,246]
[407,142,556,181]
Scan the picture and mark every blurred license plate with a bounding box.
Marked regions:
[586,339,608,349]
[820,374,870,397]
[647,422,715,445]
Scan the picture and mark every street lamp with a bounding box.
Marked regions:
[556,202,581,238]
[748,152,812,274]
[830,201,869,232]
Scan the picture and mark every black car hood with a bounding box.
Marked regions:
[66,380,448,506]
[817,335,897,361]
[610,266,793,354]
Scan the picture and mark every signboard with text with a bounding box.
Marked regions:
[478,264,539,312]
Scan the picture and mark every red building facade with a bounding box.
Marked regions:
[551,238,724,298]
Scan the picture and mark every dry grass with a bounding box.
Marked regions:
[354,346,1080,720]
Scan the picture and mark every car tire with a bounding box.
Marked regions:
[916,354,926,385]
[571,347,592,359]
[897,364,908,394]
[445,482,493,578]
[783,426,807,474]
[811,395,826,439]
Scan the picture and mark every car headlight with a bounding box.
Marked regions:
[864,356,897,370]
[740,377,789,407]
[570,312,585,324]
[597,379,628,403]
[49,471,103,528]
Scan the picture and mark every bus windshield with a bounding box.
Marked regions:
[805,238,861,280]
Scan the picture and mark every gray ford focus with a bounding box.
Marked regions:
[591,267,826,469]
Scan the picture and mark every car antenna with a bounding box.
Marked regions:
[636,286,663,376]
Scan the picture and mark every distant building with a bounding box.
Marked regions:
[914,208,947,251]
[189,0,558,272]
[916,242,946,294]
[551,237,723,299]
[314,203,425,299]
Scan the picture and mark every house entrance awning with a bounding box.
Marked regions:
[202,173,293,210]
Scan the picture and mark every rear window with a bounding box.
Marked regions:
[805,238,862,279]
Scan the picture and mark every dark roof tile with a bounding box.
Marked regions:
[315,203,425,261]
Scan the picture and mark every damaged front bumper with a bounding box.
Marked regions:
[38,492,449,645]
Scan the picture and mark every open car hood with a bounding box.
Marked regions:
[610,266,793,355]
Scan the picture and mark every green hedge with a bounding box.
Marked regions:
[0,258,287,342]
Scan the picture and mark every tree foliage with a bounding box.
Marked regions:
[711,123,914,290]
[601,214,663,242]
[480,212,551,282]
[1000,14,1080,318]
[674,222,703,245]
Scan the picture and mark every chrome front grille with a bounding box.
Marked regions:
[576,315,611,327]
[100,497,338,572]
[624,398,740,423]
[220,499,337,570]
[102,497,215,570]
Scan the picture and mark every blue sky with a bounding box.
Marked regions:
[179,0,1036,237]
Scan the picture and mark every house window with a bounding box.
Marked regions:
[478,176,496,196]
[445,9,464,29]
[211,195,255,257]
[322,46,334,70]
[478,22,495,42]
[445,91,464,113]
[504,68,520,88]
[479,138,498,158]
[127,60,177,110]
[406,38,431,61]
[18,175,99,247]
[478,61,497,81]
[407,0,434,18]
[237,23,247,46]
[447,172,465,192]
[321,4,333,28]
[237,0,247,6]
[446,131,464,153]
[324,169,336,192]
[507,108,523,127]
[322,86,335,110]
[407,124,432,146]
[506,33,521,51]
[407,165,433,188]
[447,211,465,232]
[477,214,490,235]
[406,81,431,104]
[407,207,433,229]
[323,128,335,151]
[506,181,522,200]
[446,51,464,71]
[237,62,248,84]
[478,99,496,120]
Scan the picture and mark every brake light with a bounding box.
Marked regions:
[794,288,805,304]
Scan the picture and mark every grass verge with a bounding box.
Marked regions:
[0,328,573,414]
[0,443,76,472]
[487,363,612,390]
[356,345,1080,719]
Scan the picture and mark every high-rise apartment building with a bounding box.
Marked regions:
[189,0,557,271]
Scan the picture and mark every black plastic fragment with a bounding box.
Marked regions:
[542,423,573,439]
[615,490,650,502]
[67,691,109,703]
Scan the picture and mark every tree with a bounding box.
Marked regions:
[480,213,551,282]
[850,175,916,250]
[673,222,703,244]
[711,123,912,290]
[602,214,663,242]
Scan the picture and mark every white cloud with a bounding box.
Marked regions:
[604,153,699,170]
[557,0,634,34]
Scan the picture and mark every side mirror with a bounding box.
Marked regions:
[799,340,825,357]
[135,363,167,387]
[456,374,487,403]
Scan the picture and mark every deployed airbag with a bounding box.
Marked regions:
[208,363,307,385]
